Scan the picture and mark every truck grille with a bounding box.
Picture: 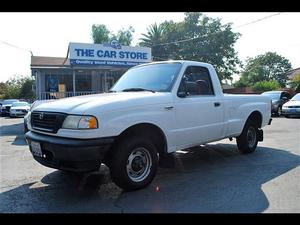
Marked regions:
[31,111,67,133]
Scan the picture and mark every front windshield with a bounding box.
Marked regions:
[12,102,29,107]
[261,92,280,100]
[291,93,300,101]
[111,62,182,92]
[3,100,19,104]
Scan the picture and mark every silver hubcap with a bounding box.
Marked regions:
[247,126,257,148]
[126,147,152,182]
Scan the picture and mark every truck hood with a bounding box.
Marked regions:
[34,92,172,114]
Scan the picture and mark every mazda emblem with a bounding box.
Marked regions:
[39,113,44,120]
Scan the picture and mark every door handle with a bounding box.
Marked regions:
[214,102,221,107]
[164,106,174,110]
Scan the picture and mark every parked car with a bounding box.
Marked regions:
[261,91,291,116]
[25,60,272,191]
[282,93,300,118]
[9,101,30,118]
[0,99,20,116]
[24,100,55,133]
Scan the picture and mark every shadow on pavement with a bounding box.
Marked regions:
[0,121,24,137]
[0,120,27,146]
[0,144,299,213]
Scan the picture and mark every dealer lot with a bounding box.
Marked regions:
[0,116,299,213]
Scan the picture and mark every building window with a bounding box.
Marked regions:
[45,71,73,93]
[76,72,92,92]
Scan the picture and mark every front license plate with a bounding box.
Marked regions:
[31,141,42,157]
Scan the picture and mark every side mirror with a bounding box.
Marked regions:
[177,91,187,98]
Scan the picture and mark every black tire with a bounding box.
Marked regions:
[236,120,259,154]
[110,136,158,191]
[285,115,290,118]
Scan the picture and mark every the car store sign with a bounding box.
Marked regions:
[69,41,152,67]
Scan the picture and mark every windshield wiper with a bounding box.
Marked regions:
[122,88,156,93]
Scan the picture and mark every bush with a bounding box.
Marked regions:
[252,80,281,92]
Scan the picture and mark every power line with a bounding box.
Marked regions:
[152,13,281,47]
[235,13,281,29]
[0,40,33,56]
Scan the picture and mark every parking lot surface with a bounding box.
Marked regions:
[0,116,299,213]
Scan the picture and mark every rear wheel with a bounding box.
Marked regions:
[236,120,259,154]
[110,136,158,191]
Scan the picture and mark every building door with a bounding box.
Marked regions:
[102,73,115,92]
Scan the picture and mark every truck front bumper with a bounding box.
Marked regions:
[25,131,115,172]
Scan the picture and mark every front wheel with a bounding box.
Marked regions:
[236,120,259,154]
[110,136,158,191]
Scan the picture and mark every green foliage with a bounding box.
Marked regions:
[237,52,292,87]
[233,76,249,88]
[91,24,134,45]
[20,78,35,99]
[139,12,241,82]
[290,72,300,92]
[2,75,35,100]
[114,26,135,46]
[252,80,281,92]
[91,24,110,44]
[0,82,8,97]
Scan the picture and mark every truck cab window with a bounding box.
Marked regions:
[179,66,214,96]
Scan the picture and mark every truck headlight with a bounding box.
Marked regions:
[62,115,98,129]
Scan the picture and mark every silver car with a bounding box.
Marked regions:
[10,101,30,117]
[282,93,300,118]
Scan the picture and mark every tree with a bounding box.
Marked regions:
[91,24,134,45]
[290,72,300,92]
[3,75,35,99]
[236,52,292,87]
[139,12,241,82]
[115,26,135,46]
[252,80,281,92]
[0,82,8,99]
[139,23,168,60]
[20,77,35,99]
[91,24,110,44]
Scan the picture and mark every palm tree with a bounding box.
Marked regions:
[139,23,167,61]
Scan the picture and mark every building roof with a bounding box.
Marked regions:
[31,56,70,68]
[286,67,300,79]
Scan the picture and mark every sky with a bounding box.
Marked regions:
[0,12,300,82]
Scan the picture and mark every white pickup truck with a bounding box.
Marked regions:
[26,61,272,191]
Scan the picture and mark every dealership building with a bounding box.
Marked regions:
[31,41,152,100]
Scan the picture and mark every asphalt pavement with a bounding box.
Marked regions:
[0,116,299,213]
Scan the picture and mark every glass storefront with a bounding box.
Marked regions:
[41,69,125,99]
[45,71,73,93]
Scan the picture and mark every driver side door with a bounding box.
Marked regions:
[173,66,225,150]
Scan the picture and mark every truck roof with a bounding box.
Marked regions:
[135,60,213,68]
